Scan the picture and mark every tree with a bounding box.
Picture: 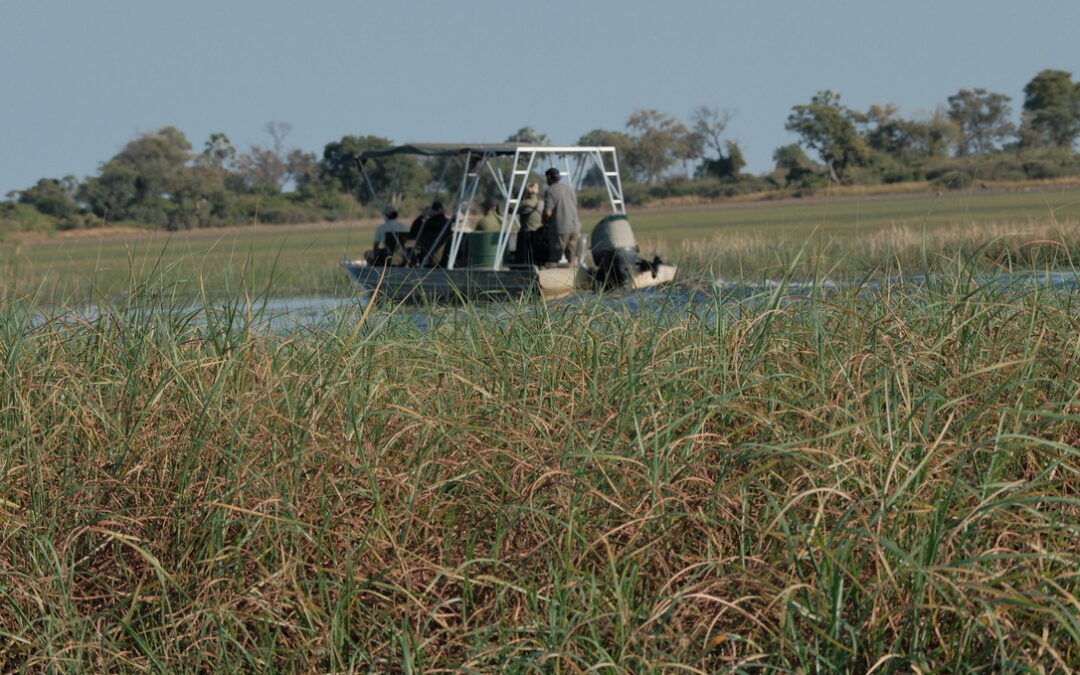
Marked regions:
[77,126,195,226]
[77,163,140,223]
[906,109,960,159]
[320,135,388,198]
[577,128,633,153]
[576,129,634,186]
[77,126,228,229]
[699,141,746,180]
[690,105,734,164]
[235,147,287,191]
[505,126,549,145]
[235,122,297,191]
[197,133,245,193]
[17,177,78,219]
[286,149,319,189]
[577,128,633,186]
[785,91,871,184]
[199,132,237,167]
[947,88,1015,155]
[862,103,907,157]
[772,144,819,187]
[167,163,228,230]
[624,109,694,183]
[320,135,426,205]
[1022,69,1080,149]
[863,104,957,163]
[113,125,193,200]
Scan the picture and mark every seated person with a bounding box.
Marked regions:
[374,208,409,254]
[474,199,502,231]
[408,205,431,240]
[409,201,450,266]
[475,199,518,262]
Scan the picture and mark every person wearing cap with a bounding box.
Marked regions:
[542,167,583,265]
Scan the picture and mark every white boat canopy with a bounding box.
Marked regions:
[356,144,627,269]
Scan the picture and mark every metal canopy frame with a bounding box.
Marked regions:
[356,145,626,270]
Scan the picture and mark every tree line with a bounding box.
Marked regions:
[4,68,1080,233]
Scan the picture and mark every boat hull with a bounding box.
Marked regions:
[340,261,677,302]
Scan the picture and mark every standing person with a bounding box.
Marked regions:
[516,182,544,264]
[541,167,583,266]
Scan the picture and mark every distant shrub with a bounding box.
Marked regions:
[728,175,778,194]
[922,149,1080,184]
[930,170,974,190]
[56,213,95,231]
[612,176,784,206]
[882,168,921,184]
[984,158,1028,182]
[843,166,886,186]
[622,183,654,206]
[577,188,608,210]
[1022,160,1069,180]
[16,178,78,219]
[306,189,362,221]
[0,202,57,233]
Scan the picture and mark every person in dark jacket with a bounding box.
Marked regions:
[409,201,449,266]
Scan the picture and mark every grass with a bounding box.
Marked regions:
[0,222,358,304]
[2,187,1079,670]
[2,185,1079,303]
[1,257,1079,671]
[632,184,1080,240]
[628,185,1080,281]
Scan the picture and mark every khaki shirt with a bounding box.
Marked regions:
[474,211,501,232]
[518,195,543,231]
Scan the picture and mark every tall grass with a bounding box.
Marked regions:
[657,219,1080,283]
[1,262,1078,671]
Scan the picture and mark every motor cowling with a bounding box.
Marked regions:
[591,215,642,289]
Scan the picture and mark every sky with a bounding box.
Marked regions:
[2,0,1078,197]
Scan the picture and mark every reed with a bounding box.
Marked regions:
[1,262,1078,671]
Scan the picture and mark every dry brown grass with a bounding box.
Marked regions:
[1,280,1078,671]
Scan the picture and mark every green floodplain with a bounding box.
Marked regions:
[2,186,1080,671]
[4,183,1080,302]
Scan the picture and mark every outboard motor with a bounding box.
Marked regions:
[591,214,643,289]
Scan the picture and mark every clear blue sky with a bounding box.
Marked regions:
[2,0,1078,197]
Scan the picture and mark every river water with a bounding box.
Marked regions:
[33,269,1080,334]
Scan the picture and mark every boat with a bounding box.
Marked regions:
[339,143,677,302]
